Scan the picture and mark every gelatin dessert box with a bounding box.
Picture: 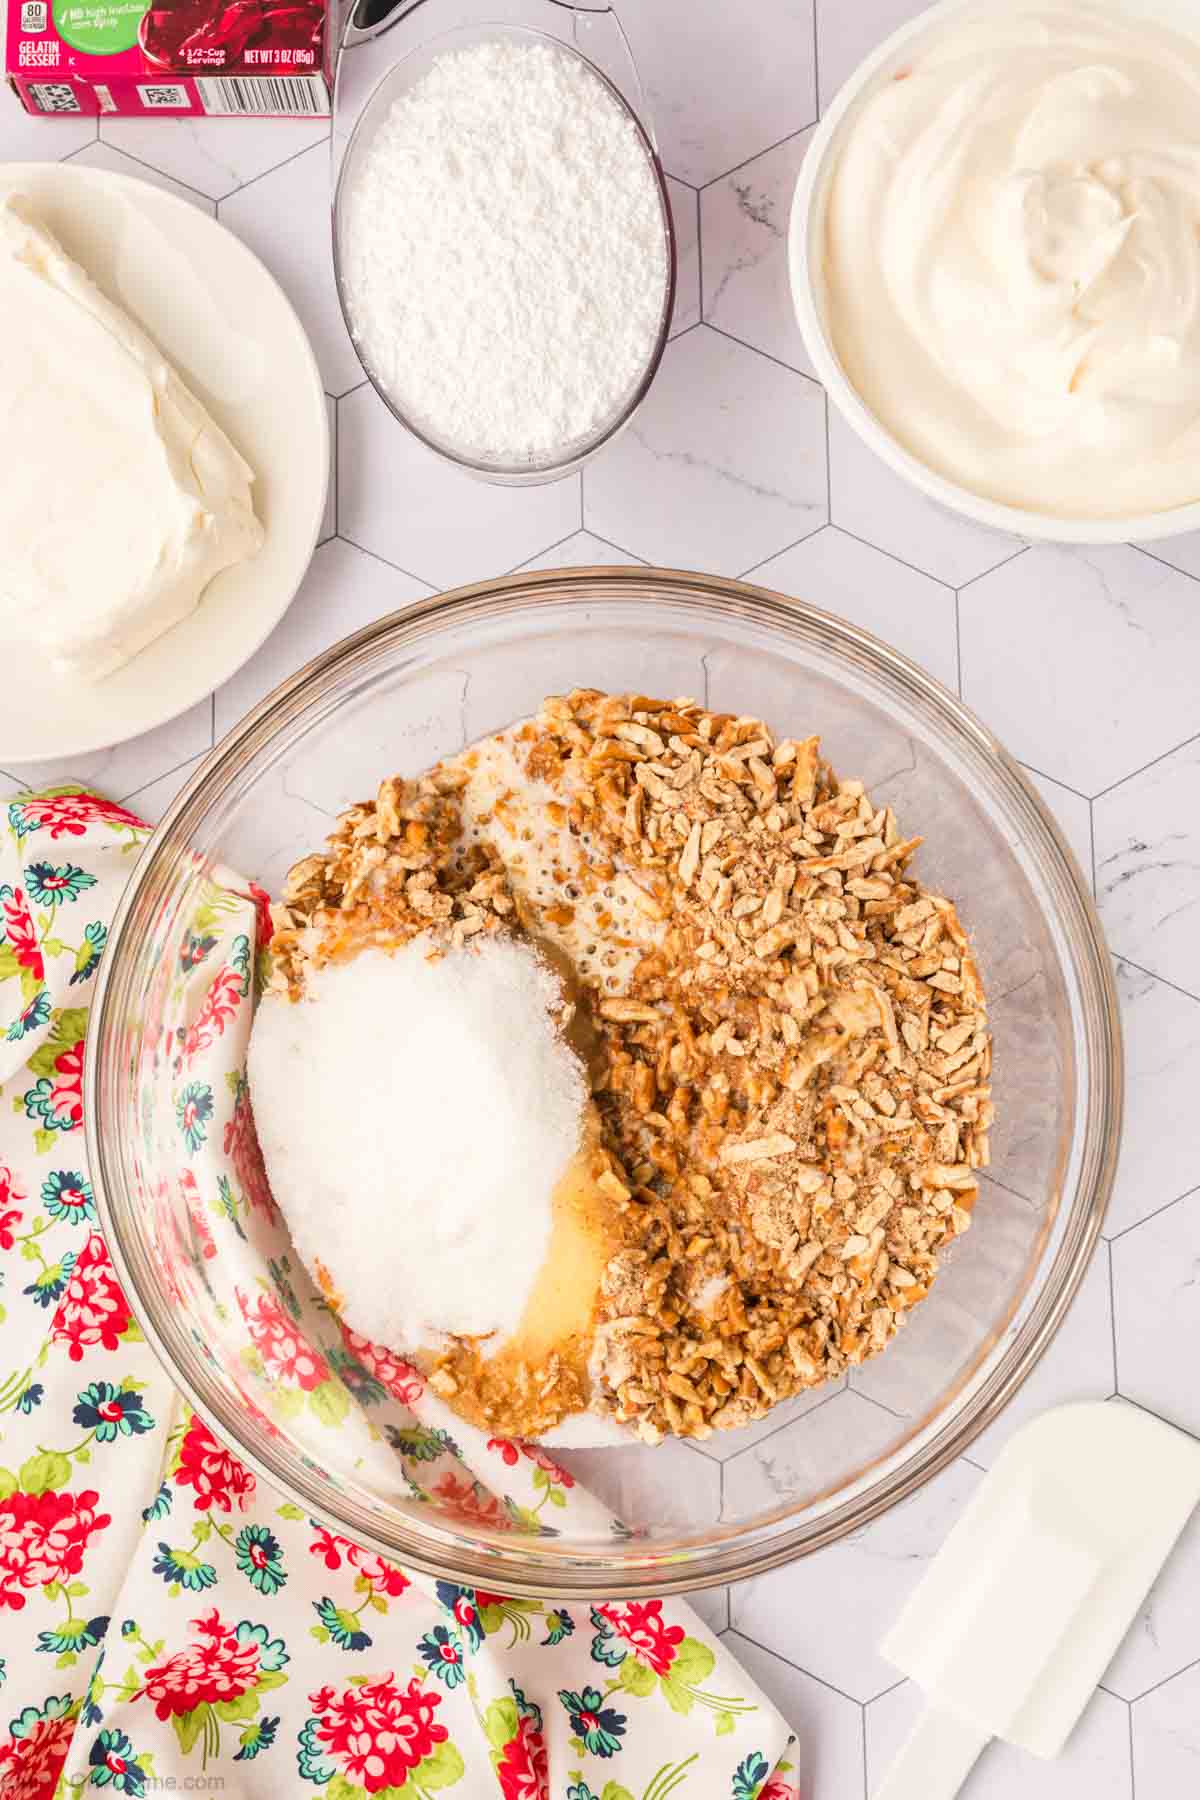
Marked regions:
[6,0,332,115]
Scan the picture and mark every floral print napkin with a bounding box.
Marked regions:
[0,785,799,1800]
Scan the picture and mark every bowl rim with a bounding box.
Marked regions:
[788,0,1200,545]
[86,566,1123,1597]
[330,17,677,487]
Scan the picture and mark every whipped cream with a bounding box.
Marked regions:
[823,3,1200,518]
[0,197,263,680]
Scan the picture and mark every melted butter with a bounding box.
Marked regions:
[427,1123,622,1437]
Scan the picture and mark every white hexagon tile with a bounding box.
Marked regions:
[7,3,1200,1795]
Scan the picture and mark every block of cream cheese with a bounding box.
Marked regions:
[0,196,264,681]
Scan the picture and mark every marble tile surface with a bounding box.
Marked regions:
[7,6,1200,1792]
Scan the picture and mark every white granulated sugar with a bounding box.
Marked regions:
[247,935,586,1354]
[341,37,668,460]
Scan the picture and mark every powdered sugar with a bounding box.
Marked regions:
[246,935,586,1356]
[340,36,669,462]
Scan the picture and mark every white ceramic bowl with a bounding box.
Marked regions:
[789,0,1200,546]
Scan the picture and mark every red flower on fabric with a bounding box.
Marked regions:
[173,1414,256,1514]
[140,1609,260,1718]
[308,1675,447,1794]
[182,963,249,1065]
[1,887,44,981]
[46,1040,84,1133]
[757,1778,799,1800]
[0,1163,25,1250]
[339,1328,426,1406]
[307,1525,410,1599]
[0,1699,77,1800]
[8,792,143,841]
[594,1600,686,1676]
[429,1471,508,1529]
[245,881,274,950]
[496,1711,548,1800]
[485,1439,573,1487]
[237,1288,330,1390]
[0,1487,111,1611]
[178,1171,216,1262]
[49,1232,131,1361]
[222,1084,276,1220]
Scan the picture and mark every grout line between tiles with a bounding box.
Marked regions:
[736,519,828,584]
[1107,1239,1119,1393]
[812,0,823,117]
[953,592,964,699]
[1119,1394,1200,1452]
[1088,796,1098,897]
[214,129,330,207]
[1110,955,1200,1011]
[704,320,822,388]
[1012,758,1093,804]
[1090,724,1200,802]
[84,135,216,205]
[333,532,436,591]
[726,1627,868,1709]
[691,1379,846,1466]
[832,522,958,592]
[1131,543,1200,588]
[1128,1650,1200,1706]
[1106,1179,1200,1245]
[955,542,1030,592]
[699,118,819,194]
[696,181,705,320]
[118,750,205,808]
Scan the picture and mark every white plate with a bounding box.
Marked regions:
[0,161,328,763]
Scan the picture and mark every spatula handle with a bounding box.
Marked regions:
[873,1702,990,1800]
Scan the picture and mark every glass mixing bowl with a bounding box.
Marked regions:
[86,569,1121,1597]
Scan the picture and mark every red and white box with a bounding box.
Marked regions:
[6,0,334,116]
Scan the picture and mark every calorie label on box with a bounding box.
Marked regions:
[6,0,334,115]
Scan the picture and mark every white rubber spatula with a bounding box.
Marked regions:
[873,1400,1200,1800]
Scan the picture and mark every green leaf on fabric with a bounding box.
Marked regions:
[73,1447,90,1465]
[482,1697,519,1753]
[42,939,64,959]
[255,1669,287,1693]
[618,1658,655,1698]
[671,1637,715,1685]
[172,1705,209,1756]
[276,1502,305,1520]
[0,1467,17,1499]
[548,1485,567,1507]
[600,1783,635,1800]
[214,1691,259,1724]
[20,1448,71,1493]
[33,1128,57,1155]
[412,1741,465,1791]
[310,1625,330,1644]
[714,1711,735,1736]
[272,1385,305,1422]
[55,1651,77,1669]
[658,1678,694,1717]
[65,1582,88,1598]
[326,1776,366,1800]
[0,942,18,981]
[308,1380,350,1427]
[19,966,40,1004]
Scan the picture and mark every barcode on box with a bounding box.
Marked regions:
[196,72,327,114]
[28,80,78,110]
[137,82,189,107]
